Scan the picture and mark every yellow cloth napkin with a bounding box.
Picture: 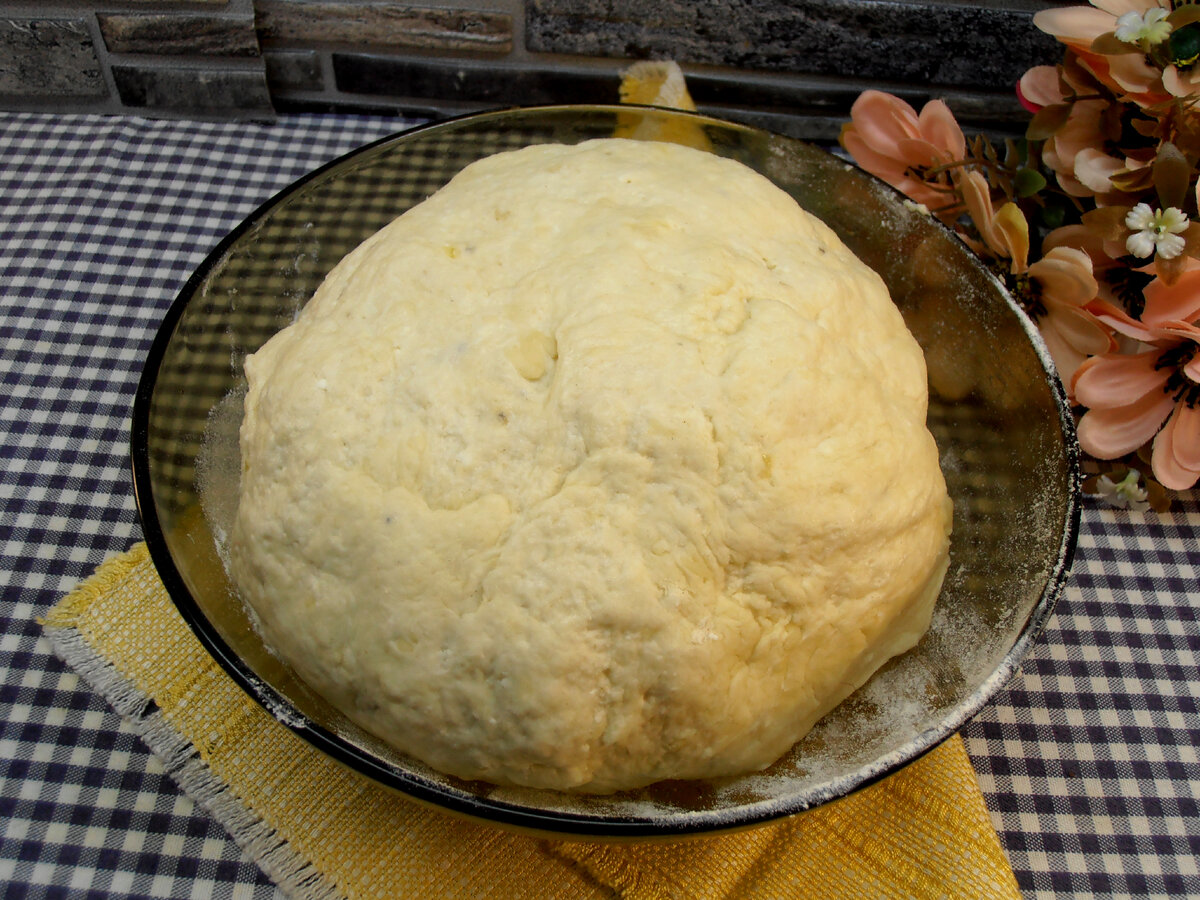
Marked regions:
[42,543,1021,900]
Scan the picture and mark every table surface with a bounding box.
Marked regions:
[1,111,1197,900]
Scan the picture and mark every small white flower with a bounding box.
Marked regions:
[1095,469,1150,512]
[1125,203,1189,259]
[1114,7,1172,46]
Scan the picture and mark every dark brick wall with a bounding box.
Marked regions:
[526,0,1057,89]
[0,0,272,119]
[0,0,1068,137]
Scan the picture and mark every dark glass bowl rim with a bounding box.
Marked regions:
[130,103,1082,838]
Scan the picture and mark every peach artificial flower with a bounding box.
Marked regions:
[1033,2,1169,104]
[1162,60,1200,97]
[1140,267,1200,324]
[959,180,1112,390]
[1018,64,1068,110]
[1050,218,1200,323]
[1043,223,1155,312]
[1028,246,1114,392]
[960,172,1030,271]
[839,90,966,219]
[1116,4,1200,97]
[1074,305,1200,489]
[1018,65,1145,200]
[1044,224,1122,286]
[1078,200,1200,285]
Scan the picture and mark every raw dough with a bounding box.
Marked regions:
[229,138,953,793]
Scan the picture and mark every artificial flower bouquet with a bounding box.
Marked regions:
[839,0,1200,510]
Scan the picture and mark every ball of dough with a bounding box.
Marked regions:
[229,138,952,793]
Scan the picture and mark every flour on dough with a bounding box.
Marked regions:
[229,138,953,793]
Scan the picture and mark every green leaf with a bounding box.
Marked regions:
[1013,168,1047,198]
[1037,202,1067,230]
[1027,103,1072,140]
[1153,142,1192,209]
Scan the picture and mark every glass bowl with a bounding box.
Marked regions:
[131,104,1080,838]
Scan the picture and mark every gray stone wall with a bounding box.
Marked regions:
[0,0,1067,138]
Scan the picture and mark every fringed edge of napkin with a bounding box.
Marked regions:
[42,544,1025,900]
[41,545,342,900]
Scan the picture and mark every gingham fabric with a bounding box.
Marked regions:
[1,112,1197,899]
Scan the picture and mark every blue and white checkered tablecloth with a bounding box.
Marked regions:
[1,112,1197,899]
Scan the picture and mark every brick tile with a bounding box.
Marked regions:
[264,50,323,92]
[257,1,512,53]
[0,18,106,99]
[98,14,260,57]
[111,64,273,116]
[333,54,614,105]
